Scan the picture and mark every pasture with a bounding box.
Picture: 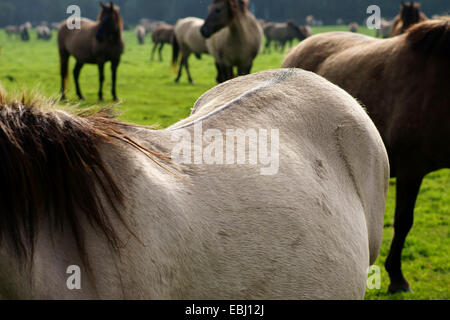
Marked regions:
[0,26,448,300]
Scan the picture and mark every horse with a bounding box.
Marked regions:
[200,0,263,83]
[282,17,450,293]
[58,2,124,101]
[172,17,209,84]
[5,26,19,38]
[151,24,175,62]
[135,25,146,45]
[263,21,309,53]
[348,23,359,33]
[36,25,52,40]
[376,19,395,38]
[392,1,427,36]
[19,23,30,41]
[0,68,389,299]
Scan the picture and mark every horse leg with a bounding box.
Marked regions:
[73,60,84,100]
[59,51,70,100]
[151,41,158,61]
[184,56,194,85]
[385,170,424,293]
[175,55,185,83]
[215,63,223,83]
[238,63,252,77]
[111,59,120,101]
[264,39,270,54]
[98,63,105,101]
[159,43,164,62]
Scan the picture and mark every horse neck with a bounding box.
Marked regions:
[228,11,255,39]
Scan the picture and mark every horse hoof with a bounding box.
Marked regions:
[388,282,413,294]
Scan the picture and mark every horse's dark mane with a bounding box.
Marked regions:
[406,17,450,55]
[0,91,166,275]
[212,0,247,14]
[96,2,123,41]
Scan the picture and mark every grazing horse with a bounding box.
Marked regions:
[135,25,146,45]
[151,24,175,62]
[282,18,450,293]
[0,69,389,299]
[263,21,308,53]
[392,1,427,36]
[58,2,124,101]
[200,0,263,83]
[172,17,209,84]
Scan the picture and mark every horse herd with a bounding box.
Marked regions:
[0,0,448,299]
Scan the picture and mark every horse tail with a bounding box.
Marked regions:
[172,34,180,67]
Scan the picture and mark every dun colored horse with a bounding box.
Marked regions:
[36,25,52,40]
[172,17,209,84]
[5,26,19,38]
[200,0,263,83]
[58,2,124,101]
[151,24,175,62]
[263,21,309,53]
[392,1,427,36]
[135,25,146,45]
[0,69,389,299]
[283,18,450,293]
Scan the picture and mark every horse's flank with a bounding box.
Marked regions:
[282,17,450,293]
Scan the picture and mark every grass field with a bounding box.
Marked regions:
[0,26,448,300]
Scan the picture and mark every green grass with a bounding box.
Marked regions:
[0,26,448,300]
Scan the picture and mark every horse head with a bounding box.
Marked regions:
[96,2,123,42]
[287,21,306,41]
[200,0,248,39]
[399,1,422,32]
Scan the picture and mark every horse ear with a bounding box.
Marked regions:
[100,2,106,9]
[110,2,114,9]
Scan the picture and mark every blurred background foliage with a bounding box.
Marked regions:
[0,0,448,27]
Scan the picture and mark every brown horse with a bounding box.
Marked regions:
[151,24,175,61]
[282,18,450,293]
[392,1,427,36]
[200,0,263,83]
[348,22,359,33]
[58,2,124,101]
[263,21,309,53]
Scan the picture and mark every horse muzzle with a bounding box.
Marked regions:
[200,25,212,39]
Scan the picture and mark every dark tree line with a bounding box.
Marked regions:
[0,0,448,27]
